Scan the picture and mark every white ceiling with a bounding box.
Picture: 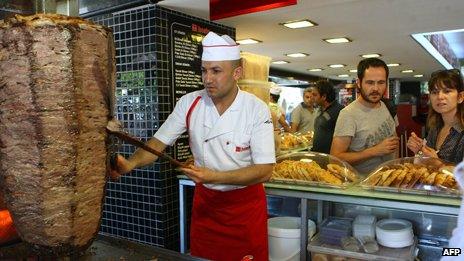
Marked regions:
[158,0,464,81]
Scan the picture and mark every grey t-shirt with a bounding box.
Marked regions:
[291,103,318,133]
[333,100,396,175]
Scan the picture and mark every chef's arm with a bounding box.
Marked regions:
[331,136,399,165]
[110,137,167,179]
[180,163,274,186]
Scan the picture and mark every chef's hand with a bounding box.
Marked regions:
[109,154,135,180]
[371,136,399,156]
[179,165,217,184]
[407,132,424,154]
[420,145,438,158]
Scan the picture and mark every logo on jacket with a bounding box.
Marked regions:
[235,146,250,152]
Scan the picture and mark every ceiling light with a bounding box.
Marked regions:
[329,64,346,68]
[236,38,261,45]
[349,69,357,73]
[286,53,309,58]
[281,19,317,29]
[401,69,414,73]
[338,74,349,77]
[414,74,423,78]
[272,60,289,64]
[361,53,381,58]
[387,63,401,67]
[323,37,352,44]
[308,68,323,72]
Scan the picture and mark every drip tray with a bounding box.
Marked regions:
[0,234,206,260]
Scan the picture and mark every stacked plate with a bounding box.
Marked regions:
[376,219,414,248]
[353,215,376,239]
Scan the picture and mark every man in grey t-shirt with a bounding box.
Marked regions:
[331,58,399,175]
[290,87,319,133]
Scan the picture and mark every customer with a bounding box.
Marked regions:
[290,87,318,133]
[331,58,398,174]
[311,80,344,154]
[110,32,275,261]
[407,69,464,164]
[269,83,291,132]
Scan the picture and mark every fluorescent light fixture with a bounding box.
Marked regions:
[324,37,351,44]
[308,68,323,72]
[286,53,309,58]
[361,53,381,58]
[401,69,414,73]
[236,38,261,45]
[329,64,346,68]
[387,63,401,67]
[414,74,423,78]
[272,60,289,64]
[349,69,357,73]
[338,74,349,77]
[281,19,317,29]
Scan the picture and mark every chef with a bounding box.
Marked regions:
[111,31,275,261]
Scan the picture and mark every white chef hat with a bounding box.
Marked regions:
[270,83,282,95]
[202,31,240,61]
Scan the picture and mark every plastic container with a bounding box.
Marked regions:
[319,217,352,246]
[272,152,358,189]
[268,217,316,261]
[360,157,459,197]
[353,215,377,239]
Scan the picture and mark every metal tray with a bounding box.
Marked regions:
[308,233,417,261]
[270,177,352,189]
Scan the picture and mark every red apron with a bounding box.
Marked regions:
[190,184,268,261]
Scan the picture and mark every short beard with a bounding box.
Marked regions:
[358,85,382,104]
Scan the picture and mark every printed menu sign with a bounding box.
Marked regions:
[167,14,234,161]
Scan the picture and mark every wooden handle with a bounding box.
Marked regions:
[107,129,186,168]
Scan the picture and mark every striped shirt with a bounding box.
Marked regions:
[426,122,464,164]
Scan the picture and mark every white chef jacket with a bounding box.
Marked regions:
[442,161,464,260]
[154,88,276,191]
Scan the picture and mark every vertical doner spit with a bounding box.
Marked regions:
[0,14,115,255]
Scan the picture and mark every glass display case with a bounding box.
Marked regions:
[361,157,459,197]
[272,152,358,189]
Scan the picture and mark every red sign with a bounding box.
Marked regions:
[210,0,297,20]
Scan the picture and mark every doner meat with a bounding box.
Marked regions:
[0,14,115,255]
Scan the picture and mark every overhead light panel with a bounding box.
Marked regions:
[401,69,414,73]
[338,74,349,77]
[272,60,289,64]
[236,38,261,45]
[329,64,346,68]
[387,63,401,67]
[361,53,381,58]
[281,19,318,29]
[349,69,357,73]
[414,74,423,78]
[308,68,323,72]
[324,37,351,44]
[286,53,309,58]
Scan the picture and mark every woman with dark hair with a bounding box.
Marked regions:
[407,69,464,164]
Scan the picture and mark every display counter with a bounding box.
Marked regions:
[178,176,461,261]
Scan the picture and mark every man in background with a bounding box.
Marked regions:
[269,83,291,132]
[290,87,319,133]
[311,80,344,154]
[331,58,398,174]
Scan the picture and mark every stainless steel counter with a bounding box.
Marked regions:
[178,176,461,261]
[0,234,206,260]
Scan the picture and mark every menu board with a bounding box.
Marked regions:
[167,13,234,161]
